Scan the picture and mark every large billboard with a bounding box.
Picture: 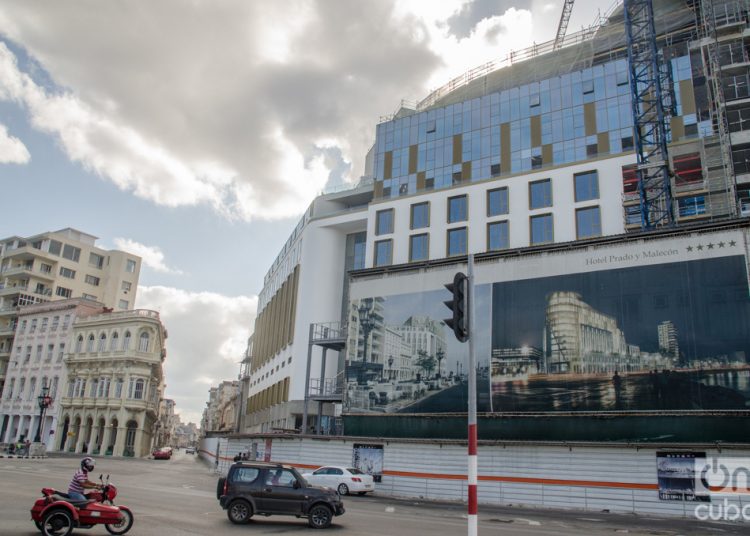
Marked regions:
[344,227,750,421]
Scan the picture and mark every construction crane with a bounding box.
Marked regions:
[554,0,576,50]
[623,0,675,230]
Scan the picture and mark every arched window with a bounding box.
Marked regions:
[110,332,119,351]
[75,335,84,353]
[134,379,144,400]
[138,332,150,353]
[86,334,95,352]
[98,333,107,352]
[123,331,131,350]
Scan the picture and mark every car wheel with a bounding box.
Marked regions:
[216,477,226,499]
[105,507,134,535]
[337,483,349,496]
[227,499,253,524]
[308,504,333,529]
[41,508,74,536]
[34,520,43,532]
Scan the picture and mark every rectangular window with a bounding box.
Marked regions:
[59,267,76,279]
[448,195,468,223]
[41,317,48,331]
[58,343,65,362]
[375,209,394,235]
[125,259,137,273]
[373,240,393,267]
[36,344,42,361]
[530,214,554,244]
[410,202,430,229]
[82,293,98,301]
[62,244,81,262]
[85,274,100,286]
[48,240,62,256]
[409,234,429,262]
[673,153,703,185]
[447,227,468,256]
[574,171,599,202]
[118,299,129,309]
[30,319,37,332]
[56,286,72,298]
[121,281,132,292]
[89,252,104,269]
[40,263,52,274]
[678,195,707,217]
[487,221,510,251]
[51,316,59,331]
[576,206,602,239]
[487,187,509,217]
[529,179,552,209]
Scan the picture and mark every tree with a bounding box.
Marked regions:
[415,350,436,379]
[435,348,445,378]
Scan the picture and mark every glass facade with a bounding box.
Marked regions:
[487,187,509,216]
[447,227,467,256]
[373,55,699,199]
[409,234,429,262]
[530,214,554,244]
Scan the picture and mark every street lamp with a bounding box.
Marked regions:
[388,355,394,381]
[436,349,445,379]
[357,299,374,363]
[34,384,52,443]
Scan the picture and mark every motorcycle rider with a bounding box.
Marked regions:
[68,457,101,501]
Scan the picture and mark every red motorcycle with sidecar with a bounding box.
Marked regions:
[30,474,134,536]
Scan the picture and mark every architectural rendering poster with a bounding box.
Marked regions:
[352,443,383,482]
[657,452,709,502]
[345,230,750,416]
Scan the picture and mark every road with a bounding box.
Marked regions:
[0,451,746,535]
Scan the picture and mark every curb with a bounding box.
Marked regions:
[0,455,49,459]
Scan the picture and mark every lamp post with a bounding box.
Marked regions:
[34,385,52,443]
[357,299,374,363]
[388,356,394,381]
[436,348,445,379]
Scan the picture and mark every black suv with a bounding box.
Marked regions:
[217,461,345,529]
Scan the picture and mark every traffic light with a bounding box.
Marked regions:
[444,272,469,342]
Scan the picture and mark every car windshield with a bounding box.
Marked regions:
[347,468,364,474]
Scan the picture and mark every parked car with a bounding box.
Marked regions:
[152,447,172,460]
[217,461,345,529]
[301,466,375,496]
[185,446,196,454]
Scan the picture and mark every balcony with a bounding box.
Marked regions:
[0,305,19,317]
[0,324,16,337]
[0,283,28,297]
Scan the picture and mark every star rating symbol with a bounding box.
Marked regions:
[718,242,725,248]
[686,246,693,252]
[729,240,737,247]
[707,243,714,249]
[696,244,704,251]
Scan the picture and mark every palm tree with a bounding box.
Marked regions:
[415,349,436,379]
[435,348,445,379]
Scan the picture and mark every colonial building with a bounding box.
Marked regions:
[56,309,167,457]
[0,298,105,449]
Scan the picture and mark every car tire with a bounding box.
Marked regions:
[337,483,349,496]
[105,507,134,535]
[308,504,333,529]
[41,508,74,536]
[227,499,253,524]
[216,477,226,499]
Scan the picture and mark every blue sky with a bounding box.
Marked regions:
[0,0,613,423]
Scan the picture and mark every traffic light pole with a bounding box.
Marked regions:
[466,254,477,536]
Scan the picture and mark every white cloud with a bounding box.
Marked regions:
[113,238,183,275]
[0,122,30,164]
[135,286,257,424]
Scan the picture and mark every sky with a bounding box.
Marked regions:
[0,0,615,424]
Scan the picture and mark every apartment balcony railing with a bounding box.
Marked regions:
[86,309,161,323]
[0,283,28,297]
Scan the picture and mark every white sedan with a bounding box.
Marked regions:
[302,466,375,496]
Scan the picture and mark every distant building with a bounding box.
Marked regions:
[201,380,239,433]
[56,309,167,457]
[658,321,679,360]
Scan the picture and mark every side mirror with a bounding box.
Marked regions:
[293,480,300,489]
[99,474,103,481]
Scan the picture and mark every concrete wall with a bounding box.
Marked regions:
[210,434,750,519]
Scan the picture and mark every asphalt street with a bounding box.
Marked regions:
[0,450,746,535]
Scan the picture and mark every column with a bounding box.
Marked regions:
[113,422,126,457]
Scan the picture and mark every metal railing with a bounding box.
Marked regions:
[310,322,347,343]
[308,372,345,398]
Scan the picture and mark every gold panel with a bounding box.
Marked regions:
[530,116,541,147]
[584,102,597,136]
[597,132,610,155]
[409,145,418,174]
[501,123,511,173]
[542,144,553,165]
[374,180,383,198]
[680,80,696,115]
[453,134,462,165]
[671,116,685,141]
[462,161,472,182]
[417,171,426,190]
[384,151,392,180]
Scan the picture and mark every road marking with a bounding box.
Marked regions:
[385,506,395,513]
[515,518,541,526]
[577,517,603,522]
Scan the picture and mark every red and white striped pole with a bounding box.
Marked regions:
[466,254,478,536]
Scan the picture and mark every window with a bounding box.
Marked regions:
[375,209,394,235]
[447,227,468,256]
[18,378,25,398]
[59,267,76,279]
[6,378,14,399]
[62,244,81,262]
[98,333,107,352]
[374,240,392,267]
[134,379,144,400]
[40,263,52,274]
[85,274,100,286]
[409,234,429,262]
[63,315,71,329]
[574,171,599,202]
[487,221,510,251]
[265,468,297,487]
[20,320,27,332]
[139,332,150,352]
[123,331,131,350]
[119,299,129,309]
[110,332,119,351]
[576,206,602,239]
[89,252,104,269]
[90,379,99,398]
[24,346,31,363]
[75,335,84,353]
[48,240,62,256]
[30,319,37,332]
[582,79,594,94]
[447,195,467,223]
[410,202,430,229]
[121,281,131,292]
[28,377,36,401]
[232,467,260,483]
[529,179,552,209]
[87,334,95,352]
[530,214,554,244]
[82,293,97,301]
[57,343,65,362]
[36,344,42,361]
[673,153,703,185]
[46,344,54,362]
[41,317,48,332]
[51,316,59,331]
[487,187,509,217]
[115,379,123,398]
[51,377,59,398]
[125,259,137,273]
[678,195,707,217]
[56,286,72,298]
